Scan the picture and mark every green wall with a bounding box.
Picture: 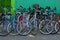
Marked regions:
[16,0,60,14]
[0,0,60,16]
[0,0,11,13]
[11,0,15,17]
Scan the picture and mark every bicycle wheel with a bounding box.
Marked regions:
[18,21,32,36]
[0,21,9,36]
[50,21,59,34]
[31,20,38,35]
[7,22,19,36]
[7,22,12,33]
[46,21,53,34]
[39,19,52,34]
[55,22,59,33]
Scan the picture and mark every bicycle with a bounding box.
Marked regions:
[39,7,53,34]
[0,7,11,36]
[47,7,59,34]
[13,6,32,36]
[7,8,21,36]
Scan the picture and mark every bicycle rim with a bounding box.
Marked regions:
[18,21,32,36]
[46,21,53,34]
[39,20,51,34]
[0,23,8,36]
[31,20,38,35]
[55,22,59,33]
[50,21,59,34]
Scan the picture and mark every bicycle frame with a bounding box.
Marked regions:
[30,12,37,23]
[11,11,21,29]
[2,7,11,28]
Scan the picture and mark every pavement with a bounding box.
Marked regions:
[0,33,60,40]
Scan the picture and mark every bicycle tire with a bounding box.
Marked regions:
[0,23,9,36]
[50,21,59,34]
[31,20,38,35]
[39,19,52,34]
[7,22,19,36]
[18,21,32,36]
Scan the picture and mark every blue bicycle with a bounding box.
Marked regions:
[0,7,11,36]
[7,8,21,35]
